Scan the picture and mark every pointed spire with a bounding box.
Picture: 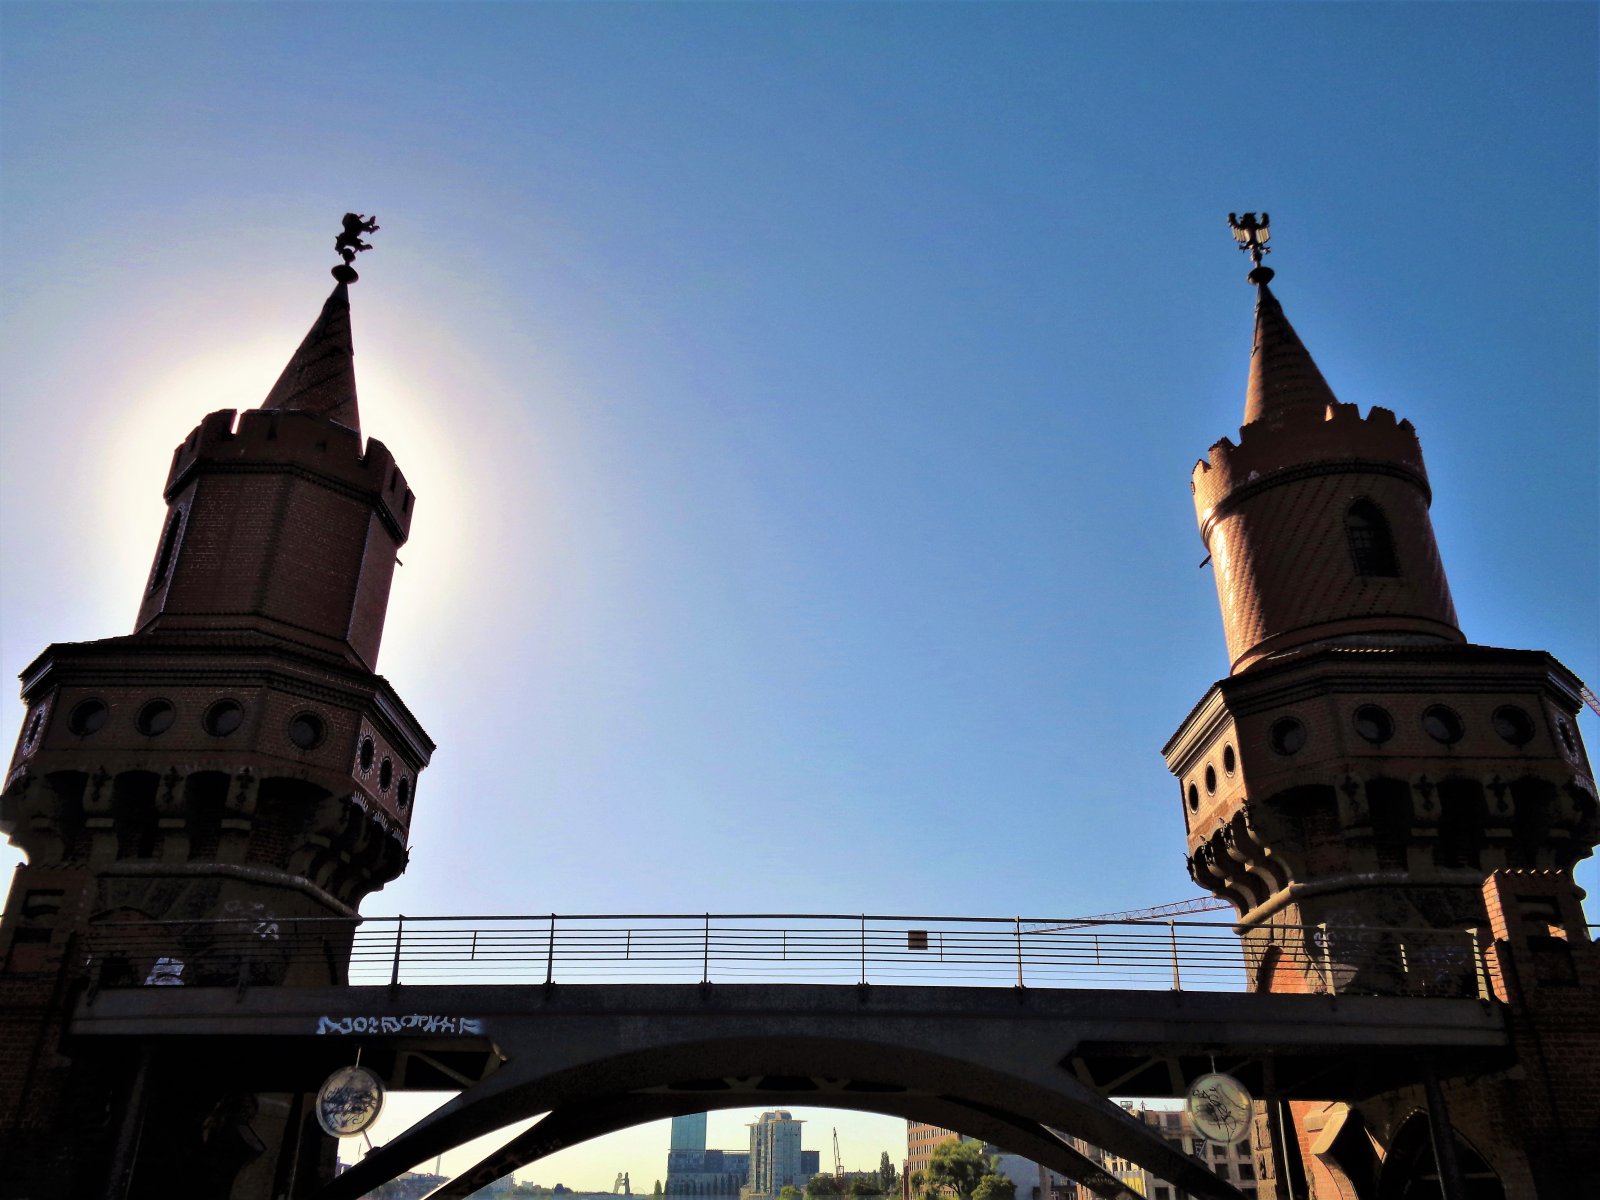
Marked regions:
[260,281,361,432]
[1242,278,1338,425]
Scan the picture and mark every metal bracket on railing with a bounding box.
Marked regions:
[859,915,867,986]
[1168,920,1182,991]
[84,951,102,1007]
[1014,916,1025,988]
[545,914,557,990]
[1467,927,1493,1001]
[702,913,711,985]
[390,915,405,988]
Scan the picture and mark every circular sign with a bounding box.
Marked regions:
[1186,1072,1253,1143]
[315,1064,385,1137]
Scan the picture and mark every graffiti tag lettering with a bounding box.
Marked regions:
[315,1013,484,1036]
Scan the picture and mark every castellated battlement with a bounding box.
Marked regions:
[165,408,414,539]
[1191,401,1429,519]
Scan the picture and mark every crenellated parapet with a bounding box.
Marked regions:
[1191,401,1428,533]
[1189,399,1462,673]
[163,408,413,542]
[135,407,417,668]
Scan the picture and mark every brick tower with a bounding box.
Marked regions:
[1164,232,1598,1197]
[0,239,433,1197]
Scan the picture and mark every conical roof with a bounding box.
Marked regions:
[1243,281,1337,425]
[260,281,360,431]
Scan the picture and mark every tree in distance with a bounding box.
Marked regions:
[653,1184,663,1198]
[780,1187,805,1200]
[878,1152,899,1194]
[924,1140,993,1200]
[971,1177,1015,1200]
[849,1178,883,1197]
[807,1174,844,1198]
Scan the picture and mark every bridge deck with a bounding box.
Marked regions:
[71,980,1512,1100]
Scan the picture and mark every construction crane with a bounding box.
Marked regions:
[833,1128,844,1179]
[1024,896,1231,934]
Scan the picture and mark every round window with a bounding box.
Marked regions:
[1353,705,1394,745]
[135,700,176,736]
[1491,705,1535,748]
[288,712,325,750]
[68,699,109,737]
[202,699,244,737]
[1270,718,1307,756]
[1187,783,1200,812]
[358,736,376,773]
[1204,765,1217,794]
[1421,705,1464,745]
[378,757,393,792]
[1222,744,1236,775]
[396,778,412,811]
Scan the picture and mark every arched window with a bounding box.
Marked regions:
[148,507,185,594]
[1346,499,1399,577]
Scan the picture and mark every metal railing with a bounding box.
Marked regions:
[78,911,1503,1000]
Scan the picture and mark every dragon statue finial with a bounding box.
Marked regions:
[332,213,379,283]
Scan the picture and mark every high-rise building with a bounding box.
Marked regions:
[1165,252,1598,1193]
[673,1113,710,1152]
[0,255,432,1196]
[667,1113,754,1198]
[746,1110,807,1199]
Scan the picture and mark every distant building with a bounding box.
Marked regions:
[665,1113,763,1198]
[673,1114,710,1151]
[1063,1105,1257,1200]
[666,1148,752,1198]
[904,1122,957,1188]
[745,1110,807,1200]
[904,1125,1068,1200]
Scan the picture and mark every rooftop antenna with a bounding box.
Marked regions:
[1226,211,1273,285]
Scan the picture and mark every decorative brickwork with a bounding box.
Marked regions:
[1169,271,1597,1197]
[0,277,431,1197]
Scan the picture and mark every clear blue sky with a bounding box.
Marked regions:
[2,0,1595,1187]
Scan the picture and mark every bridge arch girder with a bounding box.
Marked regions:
[318,1028,1247,1200]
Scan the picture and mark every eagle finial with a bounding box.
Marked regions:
[1226,211,1273,284]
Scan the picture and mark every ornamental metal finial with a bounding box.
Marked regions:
[332,212,379,283]
[1227,211,1273,285]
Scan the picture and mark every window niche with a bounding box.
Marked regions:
[1345,499,1399,577]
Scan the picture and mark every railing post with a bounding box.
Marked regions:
[1014,916,1024,988]
[1168,920,1182,991]
[545,914,556,987]
[389,915,404,987]
[703,913,711,984]
[1467,926,1491,1000]
[859,915,867,985]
